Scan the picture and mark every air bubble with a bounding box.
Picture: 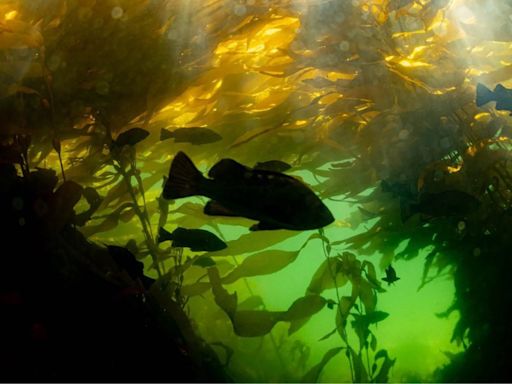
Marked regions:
[111,6,123,19]
[95,81,110,96]
[233,4,247,16]
[338,41,350,52]
[12,197,24,211]
[398,129,409,140]
[440,137,451,149]
[47,54,62,71]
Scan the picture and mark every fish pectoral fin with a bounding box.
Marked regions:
[249,221,283,231]
[204,200,239,217]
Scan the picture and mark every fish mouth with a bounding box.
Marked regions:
[317,204,335,226]
[290,207,335,230]
[288,203,334,230]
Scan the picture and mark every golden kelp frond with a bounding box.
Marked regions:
[4,1,512,381]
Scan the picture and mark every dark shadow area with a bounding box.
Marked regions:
[0,164,230,382]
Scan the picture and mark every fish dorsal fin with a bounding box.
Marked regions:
[208,158,248,180]
[494,84,505,92]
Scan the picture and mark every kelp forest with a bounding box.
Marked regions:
[1,0,512,382]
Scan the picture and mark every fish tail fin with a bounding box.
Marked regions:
[163,151,205,199]
[160,128,174,141]
[157,227,173,244]
[476,83,495,107]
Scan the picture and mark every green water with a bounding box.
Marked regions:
[5,0,506,380]
[93,172,463,382]
[170,195,463,383]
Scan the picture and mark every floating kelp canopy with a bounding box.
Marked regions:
[2,0,512,382]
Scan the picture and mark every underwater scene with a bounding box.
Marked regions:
[1,0,512,382]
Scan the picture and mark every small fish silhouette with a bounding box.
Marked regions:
[382,265,400,286]
[476,83,512,115]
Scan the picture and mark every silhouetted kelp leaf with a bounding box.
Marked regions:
[0,144,23,164]
[80,202,134,237]
[283,295,326,335]
[318,328,337,342]
[349,347,369,383]
[307,258,348,295]
[74,187,103,226]
[238,295,265,311]
[206,229,299,257]
[373,350,396,383]
[208,267,237,319]
[0,19,43,49]
[305,232,331,247]
[119,207,136,222]
[125,239,139,256]
[317,161,377,199]
[231,294,326,337]
[221,249,301,284]
[98,179,131,210]
[209,264,327,337]
[418,248,437,291]
[331,226,379,249]
[326,299,336,309]
[359,278,377,313]
[450,318,469,346]
[335,305,346,342]
[51,137,61,154]
[362,260,386,292]
[435,302,457,319]
[47,180,83,233]
[233,310,283,337]
[64,154,111,185]
[209,341,234,368]
[396,227,436,260]
[283,316,305,335]
[139,171,166,196]
[335,296,355,342]
[228,122,277,150]
[300,347,344,383]
[370,332,377,351]
[351,317,371,355]
[193,256,216,268]
[83,187,102,206]
[80,214,120,237]
[180,282,211,297]
[340,296,355,318]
